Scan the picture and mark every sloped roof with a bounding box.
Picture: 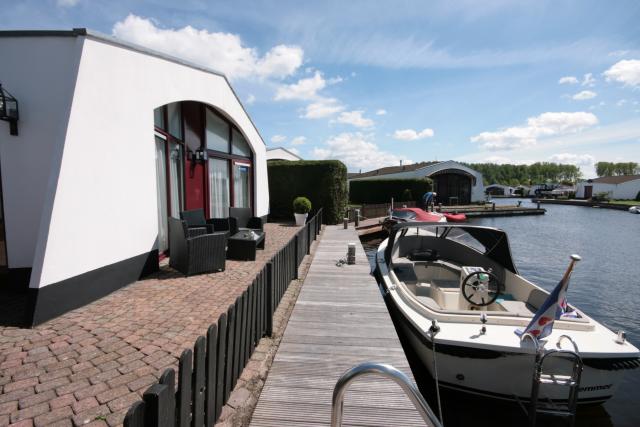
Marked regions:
[348,161,440,179]
[587,175,640,184]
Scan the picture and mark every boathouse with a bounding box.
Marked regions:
[0,29,268,325]
[485,183,515,196]
[349,160,485,204]
[266,146,302,161]
[575,175,640,200]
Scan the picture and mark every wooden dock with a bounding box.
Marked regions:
[250,225,427,426]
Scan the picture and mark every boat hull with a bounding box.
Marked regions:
[383,289,629,404]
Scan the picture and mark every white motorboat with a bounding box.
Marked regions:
[374,222,640,404]
[629,206,640,214]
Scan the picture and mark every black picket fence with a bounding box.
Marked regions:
[124,209,323,427]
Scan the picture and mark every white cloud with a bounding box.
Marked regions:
[274,71,326,101]
[57,0,80,6]
[573,90,597,100]
[483,156,512,164]
[558,76,578,85]
[548,153,595,167]
[471,112,599,150]
[290,136,306,146]
[246,94,256,105]
[392,128,435,141]
[288,147,300,155]
[375,109,387,115]
[270,134,286,143]
[301,98,345,119]
[335,110,374,128]
[581,73,596,87]
[312,132,409,171]
[617,99,628,107]
[112,14,303,80]
[604,59,640,87]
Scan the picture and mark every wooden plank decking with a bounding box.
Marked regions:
[250,225,427,426]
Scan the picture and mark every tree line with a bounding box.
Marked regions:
[465,162,582,186]
[595,162,638,177]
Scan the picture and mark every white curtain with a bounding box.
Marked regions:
[209,158,230,218]
[233,163,250,208]
[168,142,183,218]
[155,137,169,252]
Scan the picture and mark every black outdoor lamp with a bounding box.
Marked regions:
[0,83,19,136]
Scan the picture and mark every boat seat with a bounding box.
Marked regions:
[416,295,443,311]
[431,279,460,289]
[498,300,537,317]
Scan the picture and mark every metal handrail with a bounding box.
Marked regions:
[331,362,443,427]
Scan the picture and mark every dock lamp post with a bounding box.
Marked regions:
[0,84,19,136]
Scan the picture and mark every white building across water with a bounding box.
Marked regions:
[575,175,640,200]
[349,160,485,204]
[0,29,269,325]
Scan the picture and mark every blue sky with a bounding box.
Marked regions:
[3,0,640,176]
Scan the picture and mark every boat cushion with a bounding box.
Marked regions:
[416,295,443,311]
[498,300,537,317]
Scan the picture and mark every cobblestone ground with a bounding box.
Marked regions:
[0,223,300,427]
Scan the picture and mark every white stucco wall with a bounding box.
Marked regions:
[0,36,83,269]
[2,33,268,289]
[576,180,640,199]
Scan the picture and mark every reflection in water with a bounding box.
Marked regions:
[362,200,640,427]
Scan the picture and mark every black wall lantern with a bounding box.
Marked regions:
[0,83,19,136]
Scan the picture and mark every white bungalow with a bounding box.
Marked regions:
[0,29,268,325]
[266,147,302,161]
[575,175,640,200]
[349,160,485,204]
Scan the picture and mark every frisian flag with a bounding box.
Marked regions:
[516,255,581,340]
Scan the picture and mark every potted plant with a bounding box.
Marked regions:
[293,196,312,226]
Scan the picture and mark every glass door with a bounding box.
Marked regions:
[155,136,169,253]
[168,142,184,218]
[233,161,251,209]
[208,158,230,218]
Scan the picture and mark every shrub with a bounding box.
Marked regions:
[401,189,413,201]
[268,160,347,224]
[349,179,432,204]
[636,191,640,201]
[293,196,312,214]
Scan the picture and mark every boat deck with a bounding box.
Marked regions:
[250,225,427,426]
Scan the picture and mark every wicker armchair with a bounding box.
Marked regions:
[180,209,231,238]
[228,207,264,236]
[169,218,227,276]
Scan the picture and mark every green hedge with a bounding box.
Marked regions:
[349,178,433,204]
[268,160,348,224]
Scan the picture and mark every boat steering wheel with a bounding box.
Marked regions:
[462,270,501,307]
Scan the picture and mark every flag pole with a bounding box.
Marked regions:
[561,254,582,283]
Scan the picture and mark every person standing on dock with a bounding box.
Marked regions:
[423,191,437,211]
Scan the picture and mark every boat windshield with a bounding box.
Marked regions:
[390,223,518,273]
[444,227,486,253]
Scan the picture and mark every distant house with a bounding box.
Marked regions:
[266,147,302,161]
[0,29,268,325]
[575,175,640,199]
[349,160,485,204]
[485,184,515,196]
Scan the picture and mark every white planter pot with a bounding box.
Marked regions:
[294,212,308,226]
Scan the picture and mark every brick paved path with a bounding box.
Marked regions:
[0,223,300,427]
